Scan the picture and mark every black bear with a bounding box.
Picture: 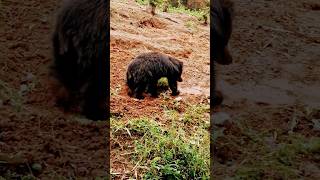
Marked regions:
[211,0,234,106]
[51,0,108,120]
[211,0,234,65]
[126,52,183,99]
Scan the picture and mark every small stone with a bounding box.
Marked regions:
[19,84,28,94]
[212,112,231,125]
[26,73,34,81]
[174,97,182,101]
[78,167,89,176]
[31,163,42,172]
[312,119,320,131]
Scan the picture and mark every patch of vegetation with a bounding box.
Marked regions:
[157,77,169,87]
[110,84,121,96]
[234,134,320,179]
[0,79,23,112]
[213,104,320,179]
[168,6,208,19]
[136,0,149,6]
[183,104,209,125]
[135,0,209,19]
[130,118,209,179]
[111,113,210,179]
[185,20,195,29]
[164,108,180,121]
[275,135,320,165]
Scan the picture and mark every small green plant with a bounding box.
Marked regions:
[136,0,149,5]
[185,20,194,29]
[230,132,320,179]
[183,104,209,124]
[110,84,121,96]
[168,6,208,19]
[0,80,23,112]
[157,77,169,87]
[135,0,209,20]
[116,118,210,179]
[164,108,180,122]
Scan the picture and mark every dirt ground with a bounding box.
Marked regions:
[110,0,320,178]
[0,0,108,178]
[213,0,320,178]
[0,0,319,179]
[109,1,210,118]
[109,0,210,177]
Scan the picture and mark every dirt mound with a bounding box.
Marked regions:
[111,38,142,50]
[138,17,167,29]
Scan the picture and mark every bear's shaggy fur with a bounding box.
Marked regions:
[211,0,234,65]
[126,52,183,99]
[51,0,108,120]
[211,0,234,107]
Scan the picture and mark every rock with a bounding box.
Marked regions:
[212,112,231,125]
[78,166,89,176]
[312,119,320,131]
[26,73,34,82]
[31,163,42,172]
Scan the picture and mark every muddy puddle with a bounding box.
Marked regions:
[180,86,209,96]
[218,78,320,107]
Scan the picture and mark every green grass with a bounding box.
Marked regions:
[0,79,23,112]
[183,104,210,125]
[212,105,320,179]
[135,0,209,19]
[185,20,195,29]
[110,84,121,96]
[111,102,210,179]
[131,118,209,179]
[168,6,208,19]
[234,135,320,179]
[157,77,169,87]
[136,0,149,6]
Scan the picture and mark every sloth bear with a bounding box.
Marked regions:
[211,0,234,107]
[212,0,234,65]
[51,0,108,120]
[126,52,183,99]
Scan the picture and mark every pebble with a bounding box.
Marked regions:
[212,112,231,125]
[312,119,320,131]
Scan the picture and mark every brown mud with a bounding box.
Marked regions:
[213,0,320,178]
[0,0,107,178]
[0,0,319,178]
